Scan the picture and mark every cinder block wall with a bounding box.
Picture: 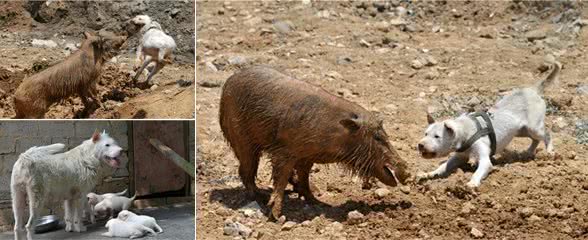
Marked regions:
[0,121,130,232]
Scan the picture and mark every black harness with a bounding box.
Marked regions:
[455,111,497,157]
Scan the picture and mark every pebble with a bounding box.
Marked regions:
[526,29,547,42]
[374,188,391,198]
[470,227,484,238]
[281,221,297,231]
[411,59,424,69]
[375,21,390,32]
[198,80,222,88]
[518,207,534,218]
[528,214,542,222]
[326,71,343,79]
[228,56,247,66]
[577,84,588,95]
[347,210,364,224]
[205,62,218,72]
[223,220,252,237]
[425,56,438,66]
[336,56,352,65]
[278,215,287,224]
[461,202,476,215]
[399,186,410,194]
[273,20,294,33]
[301,220,312,227]
[425,70,439,80]
[359,39,371,48]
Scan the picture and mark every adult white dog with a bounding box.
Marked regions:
[11,130,123,240]
[129,14,176,86]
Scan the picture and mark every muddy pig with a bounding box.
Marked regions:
[219,66,410,219]
[14,30,127,118]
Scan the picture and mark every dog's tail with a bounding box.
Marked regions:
[114,188,128,196]
[24,143,66,155]
[130,191,138,202]
[534,60,561,95]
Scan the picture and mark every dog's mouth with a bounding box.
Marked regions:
[105,156,121,168]
[420,151,436,159]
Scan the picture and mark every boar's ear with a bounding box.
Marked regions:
[426,111,435,125]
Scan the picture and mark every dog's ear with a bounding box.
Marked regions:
[444,120,458,136]
[426,111,435,125]
[92,129,101,142]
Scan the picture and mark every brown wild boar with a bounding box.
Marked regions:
[219,66,410,219]
[13,31,127,118]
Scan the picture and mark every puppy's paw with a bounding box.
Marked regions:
[415,172,431,183]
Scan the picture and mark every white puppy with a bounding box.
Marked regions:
[11,130,122,240]
[86,189,128,223]
[102,218,155,239]
[416,61,561,188]
[129,14,176,85]
[94,193,136,219]
[118,210,163,233]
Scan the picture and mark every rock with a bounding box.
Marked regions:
[150,85,159,91]
[526,29,547,42]
[317,10,330,18]
[198,80,222,88]
[273,21,294,33]
[552,117,567,132]
[239,201,263,218]
[336,56,352,65]
[470,227,484,238]
[399,186,410,194]
[528,214,542,222]
[32,39,58,48]
[432,26,441,33]
[205,62,218,72]
[390,18,407,26]
[374,188,391,198]
[425,56,438,66]
[461,202,476,215]
[176,79,193,87]
[568,151,577,160]
[337,88,353,98]
[375,21,390,32]
[403,24,418,32]
[347,210,364,224]
[359,39,371,48]
[301,220,312,227]
[329,221,344,231]
[244,16,262,26]
[223,220,252,237]
[518,207,534,218]
[425,70,439,80]
[228,56,247,66]
[411,59,424,69]
[577,84,588,95]
[278,215,287,224]
[396,6,407,17]
[281,221,297,231]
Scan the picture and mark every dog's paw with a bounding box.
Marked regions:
[415,172,431,183]
[466,181,480,189]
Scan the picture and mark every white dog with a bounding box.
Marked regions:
[86,189,127,223]
[93,193,136,219]
[118,210,163,233]
[102,218,155,239]
[416,61,561,188]
[11,130,122,240]
[129,14,176,85]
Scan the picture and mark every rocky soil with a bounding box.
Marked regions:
[0,0,195,118]
[196,1,588,239]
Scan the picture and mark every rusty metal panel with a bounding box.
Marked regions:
[133,121,187,196]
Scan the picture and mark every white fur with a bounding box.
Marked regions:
[11,131,123,240]
[86,189,127,223]
[93,194,136,219]
[118,210,163,233]
[130,14,176,85]
[416,61,560,188]
[102,218,155,239]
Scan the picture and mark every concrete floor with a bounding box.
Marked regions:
[0,203,194,240]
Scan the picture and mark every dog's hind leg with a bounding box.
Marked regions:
[144,62,164,85]
[527,125,554,156]
[11,186,27,240]
[72,199,87,232]
[64,200,73,232]
[25,187,40,240]
[133,55,152,82]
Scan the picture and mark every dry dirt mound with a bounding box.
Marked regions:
[196,1,588,239]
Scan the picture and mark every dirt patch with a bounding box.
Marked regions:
[196,1,588,239]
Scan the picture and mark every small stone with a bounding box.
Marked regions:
[399,186,410,194]
[228,56,247,66]
[205,62,218,72]
[518,207,534,218]
[526,29,547,42]
[281,221,297,231]
[347,210,364,224]
[273,21,294,33]
[223,221,252,237]
[470,227,484,238]
[411,59,424,69]
[374,188,391,198]
[301,220,312,226]
[432,26,441,33]
[278,215,286,224]
[150,84,159,91]
[461,202,476,215]
[359,39,371,48]
[425,56,438,66]
[330,222,344,231]
[375,21,390,32]
[326,71,342,79]
[577,84,588,95]
[425,70,439,80]
[198,80,222,88]
[336,56,352,65]
[528,214,542,222]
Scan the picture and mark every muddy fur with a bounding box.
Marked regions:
[219,66,410,219]
[13,31,127,119]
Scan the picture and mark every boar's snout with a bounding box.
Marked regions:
[375,154,410,187]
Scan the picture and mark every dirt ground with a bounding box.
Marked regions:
[196,1,588,239]
[0,0,195,119]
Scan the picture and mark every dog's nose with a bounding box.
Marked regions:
[417,143,424,151]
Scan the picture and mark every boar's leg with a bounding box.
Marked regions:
[234,144,262,199]
[268,158,297,220]
[288,162,320,204]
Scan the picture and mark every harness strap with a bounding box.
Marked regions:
[456,112,497,157]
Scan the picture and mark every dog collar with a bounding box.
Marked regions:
[455,111,497,157]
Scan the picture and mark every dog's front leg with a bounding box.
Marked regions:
[467,147,493,188]
[72,199,87,232]
[417,153,467,182]
[64,200,73,232]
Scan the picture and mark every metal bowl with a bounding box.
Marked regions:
[34,215,60,233]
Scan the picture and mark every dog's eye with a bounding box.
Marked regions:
[434,135,440,139]
[105,144,110,147]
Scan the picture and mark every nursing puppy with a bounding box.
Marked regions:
[118,210,163,233]
[94,193,136,219]
[11,130,123,240]
[86,189,128,223]
[129,15,176,85]
[102,218,155,239]
[417,61,561,188]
